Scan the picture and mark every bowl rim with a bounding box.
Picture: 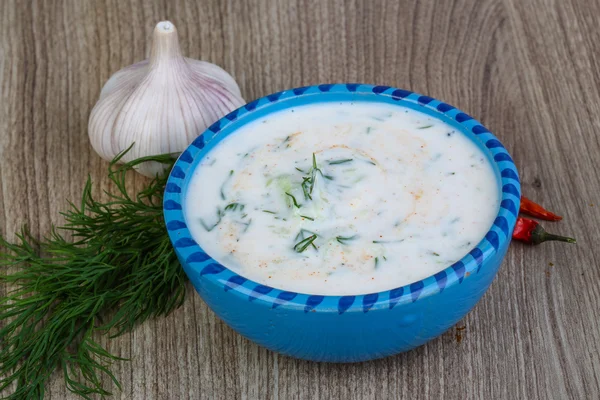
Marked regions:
[163,83,521,314]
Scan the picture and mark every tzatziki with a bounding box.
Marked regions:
[185,102,499,295]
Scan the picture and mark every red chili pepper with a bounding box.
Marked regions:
[512,217,576,245]
[520,196,562,221]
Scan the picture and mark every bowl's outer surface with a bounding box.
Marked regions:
[164,84,521,362]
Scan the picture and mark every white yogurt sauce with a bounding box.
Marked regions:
[185,102,499,295]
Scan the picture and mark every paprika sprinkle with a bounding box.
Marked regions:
[512,217,576,245]
[520,196,562,221]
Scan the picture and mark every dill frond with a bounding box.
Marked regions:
[0,147,186,399]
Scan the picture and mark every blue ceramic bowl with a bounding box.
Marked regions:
[164,84,521,362]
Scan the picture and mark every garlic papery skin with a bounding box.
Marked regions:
[88,21,245,177]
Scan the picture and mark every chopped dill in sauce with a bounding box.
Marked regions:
[186,102,500,295]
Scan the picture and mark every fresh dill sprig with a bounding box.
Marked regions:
[309,153,319,195]
[198,203,248,232]
[199,208,224,231]
[328,158,353,165]
[293,234,318,253]
[224,202,244,212]
[0,146,186,399]
[285,192,302,208]
[336,235,358,245]
[300,153,324,200]
[220,170,234,200]
[301,177,312,200]
[200,202,246,231]
[372,239,404,244]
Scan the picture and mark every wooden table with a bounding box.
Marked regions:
[1,1,598,398]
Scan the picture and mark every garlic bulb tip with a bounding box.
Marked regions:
[157,21,174,32]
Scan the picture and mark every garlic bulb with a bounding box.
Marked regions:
[88,21,245,177]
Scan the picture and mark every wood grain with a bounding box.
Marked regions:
[1,0,599,398]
